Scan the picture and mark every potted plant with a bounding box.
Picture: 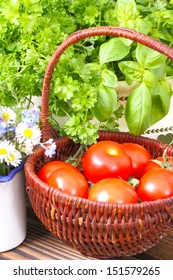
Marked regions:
[0,104,56,252]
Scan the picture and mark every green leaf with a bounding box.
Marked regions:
[49,97,70,117]
[25,48,39,64]
[71,84,97,111]
[53,76,79,102]
[119,38,133,47]
[151,29,172,42]
[150,64,167,79]
[83,63,102,84]
[99,38,130,64]
[20,13,42,33]
[23,0,43,12]
[101,69,117,88]
[1,0,19,24]
[91,85,117,122]
[64,114,99,145]
[136,44,167,69]
[125,83,152,135]
[142,70,158,87]
[115,0,139,26]
[83,6,100,25]
[118,61,144,83]
[134,18,151,34]
[150,79,172,124]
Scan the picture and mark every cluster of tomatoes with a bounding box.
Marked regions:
[37,140,173,204]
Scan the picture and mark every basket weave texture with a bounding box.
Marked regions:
[24,26,173,258]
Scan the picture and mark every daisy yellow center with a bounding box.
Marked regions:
[7,154,15,162]
[24,128,33,138]
[2,112,10,121]
[0,148,7,155]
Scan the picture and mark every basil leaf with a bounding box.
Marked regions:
[118,61,144,83]
[125,83,152,135]
[101,69,117,88]
[150,79,172,124]
[142,70,158,87]
[150,64,167,79]
[99,38,130,64]
[119,38,133,47]
[136,44,167,69]
[92,85,117,122]
[134,18,151,34]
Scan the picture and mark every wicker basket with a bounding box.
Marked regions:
[24,26,173,258]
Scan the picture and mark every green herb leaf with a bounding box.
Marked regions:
[118,61,144,83]
[1,0,20,24]
[115,0,139,26]
[136,43,167,69]
[142,70,158,87]
[91,85,117,122]
[150,79,172,124]
[125,83,152,135]
[99,38,130,64]
[54,76,79,102]
[71,84,97,111]
[64,113,99,145]
[101,69,118,88]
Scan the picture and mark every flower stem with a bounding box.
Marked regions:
[0,162,6,176]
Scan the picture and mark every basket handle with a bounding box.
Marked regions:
[41,26,173,141]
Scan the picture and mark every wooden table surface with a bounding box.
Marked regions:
[0,195,173,261]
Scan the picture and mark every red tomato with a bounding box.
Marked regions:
[37,160,78,183]
[143,156,173,174]
[82,140,132,183]
[47,167,88,198]
[88,178,138,204]
[136,169,173,201]
[121,143,152,179]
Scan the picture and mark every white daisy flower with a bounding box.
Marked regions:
[0,106,16,124]
[21,143,35,155]
[15,123,42,146]
[6,150,22,167]
[0,140,16,163]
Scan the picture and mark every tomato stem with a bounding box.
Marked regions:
[128,177,139,189]
[65,144,87,168]
[162,149,173,171]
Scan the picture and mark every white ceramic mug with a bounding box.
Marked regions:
[0,164,26,252]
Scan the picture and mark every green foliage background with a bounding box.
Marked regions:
[1,0,173,144]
